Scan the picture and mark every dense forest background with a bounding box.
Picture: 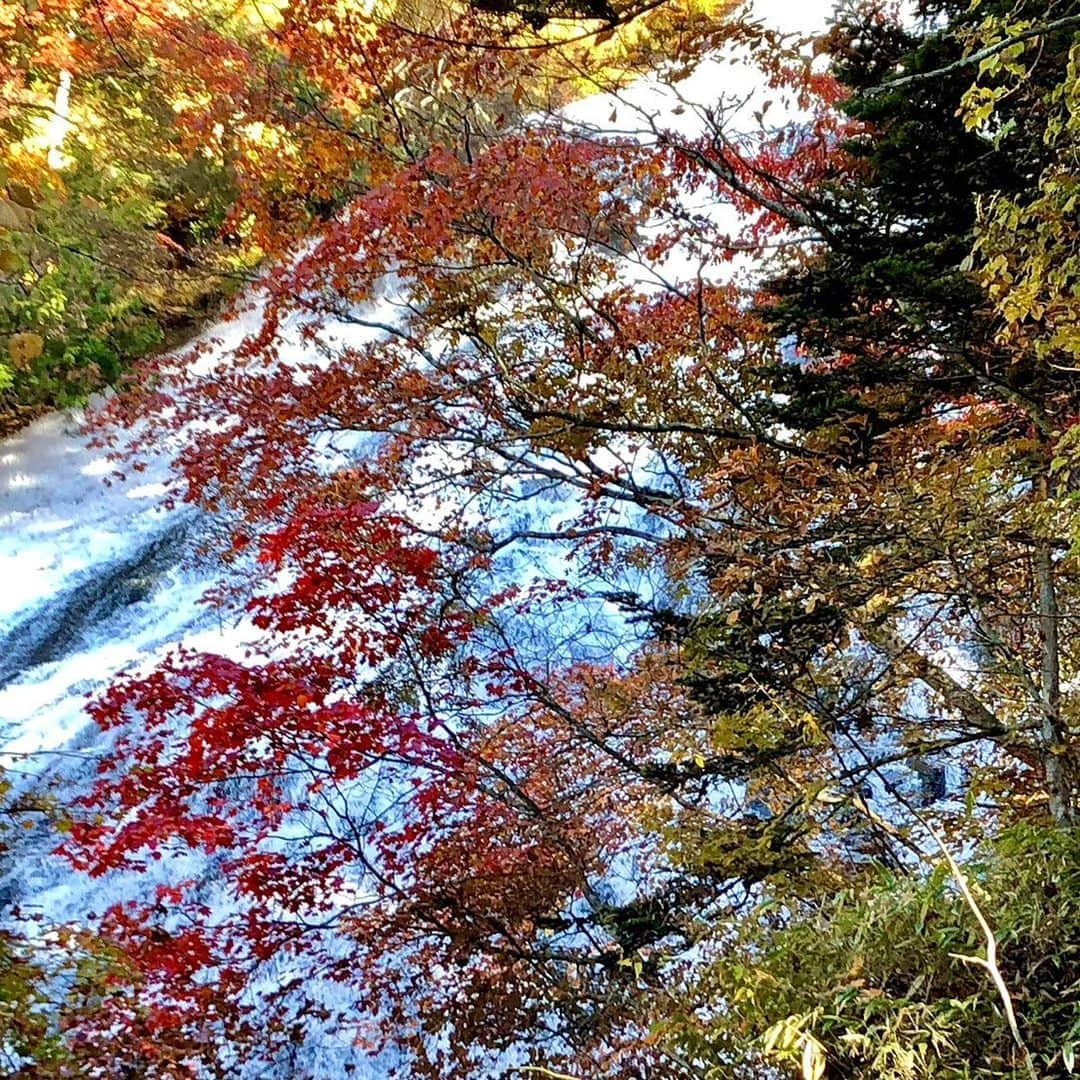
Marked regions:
[4,0,1080,1077]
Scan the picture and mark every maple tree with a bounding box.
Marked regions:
[0,0,712,420]
[8,0,1080,1076]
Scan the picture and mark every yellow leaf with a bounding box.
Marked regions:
[802,1035,826,1080]
[9,332,44,366]
[864,593,893,616]
[857,549,885,573]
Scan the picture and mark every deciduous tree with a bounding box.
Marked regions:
[48,0,1080,1076]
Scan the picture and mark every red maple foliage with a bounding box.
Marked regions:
[56,3,862,1076]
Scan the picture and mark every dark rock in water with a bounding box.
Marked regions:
[0,516,194,689]
[911,759,948,804]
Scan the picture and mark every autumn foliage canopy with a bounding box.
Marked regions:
[7,0,1080,1076]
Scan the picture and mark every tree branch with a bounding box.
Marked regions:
[867,14,1080,96]
[857,618,1007,737]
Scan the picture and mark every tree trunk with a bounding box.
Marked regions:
[1036,535,1072,825]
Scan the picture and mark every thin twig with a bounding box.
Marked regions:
[925,817,1039,1080]
[516,1068,581,1080]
